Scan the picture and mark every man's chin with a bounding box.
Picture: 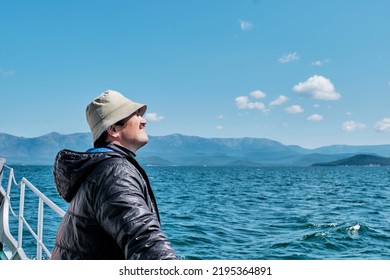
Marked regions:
[140,136,149,147]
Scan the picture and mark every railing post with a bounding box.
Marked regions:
[6,168,13,197]
[37,198,44,260]
[18,180,26,252]
[2,166,66,260]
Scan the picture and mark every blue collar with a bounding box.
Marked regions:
[85,147,113,153]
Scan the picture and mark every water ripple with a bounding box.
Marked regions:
[8,165,390,260]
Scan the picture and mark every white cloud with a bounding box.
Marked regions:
[307,114,323,121]
[285,105,304,114]
[250,90,266,99]
[293,75,341,100]
[375,118,390,132]
[235,96,250,109]
[342,121,367,132]
[144,112,165,122]
[216,114,224,119]
[216,125,224,130]
[311,59,329,67]
[239,20,253,31]
[311,61,323,66]
[235,96,266,111]
[278,52,300,64]
[269,95,289,107]
[0,68,15,78]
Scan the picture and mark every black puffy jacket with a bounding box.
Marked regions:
[51,143,177,260]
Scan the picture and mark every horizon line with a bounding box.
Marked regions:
[1,131,389,150]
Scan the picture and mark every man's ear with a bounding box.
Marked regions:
[107,125,117,136]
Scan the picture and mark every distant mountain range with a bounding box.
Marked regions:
[1,132,390,166]
[312,154,390,166]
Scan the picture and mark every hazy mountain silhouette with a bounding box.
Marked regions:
[1,132,389,166]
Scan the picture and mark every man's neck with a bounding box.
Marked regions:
[106,143,136,157]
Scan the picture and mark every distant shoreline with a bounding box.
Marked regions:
[1,132,390,166]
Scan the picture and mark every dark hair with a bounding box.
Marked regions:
[93,117,129,148]
[94,131,108,148]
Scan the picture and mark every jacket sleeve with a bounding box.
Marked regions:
[93,159,177,260]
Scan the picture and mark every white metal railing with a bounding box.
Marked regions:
[0,162,65,260]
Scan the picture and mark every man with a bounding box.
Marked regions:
[51,90,177,260]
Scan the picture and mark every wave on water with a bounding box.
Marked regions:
[6,165,390,260]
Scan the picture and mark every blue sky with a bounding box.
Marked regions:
[1,0,390,148]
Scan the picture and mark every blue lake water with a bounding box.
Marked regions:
[4,165,390,260]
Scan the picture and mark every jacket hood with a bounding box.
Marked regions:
[53,148,120,202]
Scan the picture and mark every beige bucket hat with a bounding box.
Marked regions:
[86,90,147,143]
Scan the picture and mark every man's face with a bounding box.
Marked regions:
[116,110,148,153]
